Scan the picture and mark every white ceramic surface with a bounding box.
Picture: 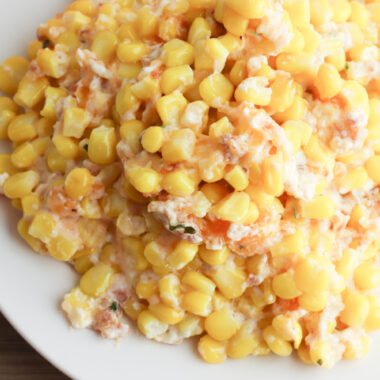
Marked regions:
[0,1,380,379]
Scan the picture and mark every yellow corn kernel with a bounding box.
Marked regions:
[162,128,194,163]
[11,142,37,169]
[7,112,38,143]
[229,60,246,87]
[226,322,257,359]
[0,109,16,139]
[161,171,195,197]
[276,52,316,78]
[340,81,369,115]
[136,280,158,300]
[227,0,267,18]
[63,107,90,138]
[0,154,18,175]
[272,270,302,299]
[274,96,307,124]
[365,295,380,332]
[294,255,332,293]
[365,156,380,184]
[178,314,203,338]
[339,167,368,192]
[122,237,148,271]
[63,10,91,32]
[367,98,380,142]
[156,93,187,126]
[223,166,248,191]
[310,341,335,368]
[182,271,216,296]
[272,315,302,348]
[102,188,126,218]
[283,29,305,54]
[115,83,138,116]
[235,77,271,106]
[263,326,292,357]
[335,249,356,280]
[160,65,194,95]
[348,1,368,30]
[198,335,226,364]
[28,212,56,243]
[140,126,163,154]
[17,218,43,252]
[120,120,144,154]
[208,117,233,139]
[310,0,333,27]
[14,76,49,109]
[53,135,79,160]
[122,298,147,321]
[284,0,310,28]
[36,49,67,79]
[47,148,67,173]
[88,126,117,165]
[137,310,168,339]
[163,39,194,68]
[74,255,94,275]
[0,56,29,95]
[201,183,229,206]
[131,76,160,100]
[41,87,68,121]
[354,262,380,290]
[136,6,158,38]
[271,229,306,257]
[212,192,250,222]
[223,7,249,36]
[240,201,260,224]
[315,63,343,99]
[340,290,370,328]
[205,307,238,342]
[127,167,160,194]
[21,194,40,216]
[199,73,234,107]
[269,73,296,113]
[188,17,211,45]
[48,232,81,261]
[199,246,229,266]
[3,170,40,199]
[118,63,141,79]
[65,168,94,201]
[91,31,118,62]
[301,196,335,219]
[28,40,42,60]
[143,241,166,267]
[168,240,199,270]
[182,291,212,316]
[149,303,184,325]
[298,292,329,312]
[209,263,247,299]
[117,41,147,63]
[158,274,181,307]
[304,134,333,168]
[262,156,284,197]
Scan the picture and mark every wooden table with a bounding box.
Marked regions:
[0,312,69,380]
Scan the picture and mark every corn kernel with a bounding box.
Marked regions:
[0,56,29,95]
[160,65,194,95]
[354,262,380,290]
[162,128,194,163]
[65,168,94,200]
[182,291,212,316]
[163,39,194,68]
[117,41,147,63]
[263,326,292,357]
[14,76,49,109]
[198,335,226,364]
[340,290,370,327]
[127,166,160,194]
[272,270,301,299]
[3,170,40,199]
[88,126,117,165]
[149,303,184,325]
[137,310,168,339]
[156,93,187,126]
[199,73,234,107]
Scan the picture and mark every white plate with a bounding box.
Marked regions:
[0,1,380,379]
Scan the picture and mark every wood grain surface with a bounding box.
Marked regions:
[0,312,69,380]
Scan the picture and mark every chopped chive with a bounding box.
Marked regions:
[110,302,118,311]
[169,224,196,234]
[42,39,50,49]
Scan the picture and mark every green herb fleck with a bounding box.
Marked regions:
[83,144,89,152]
[317,359,323,366]
[345,62,349,70]
[169,224,196,234]
[110,302,118,311]
[293,207,299,219]
[42,39,50,49]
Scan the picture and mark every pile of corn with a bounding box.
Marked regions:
[1,0,380,367]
